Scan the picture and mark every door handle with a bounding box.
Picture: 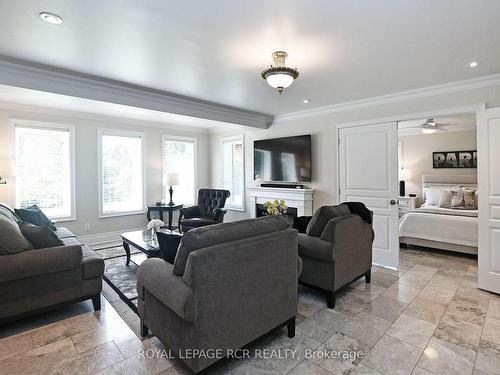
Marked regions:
[390,199,397,205]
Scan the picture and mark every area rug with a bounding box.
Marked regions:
[94,245,145,315]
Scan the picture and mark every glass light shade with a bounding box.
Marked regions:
[422,128,438,134]
[399,168,411,181]
[165,172,179,186]
[266,73,295,89]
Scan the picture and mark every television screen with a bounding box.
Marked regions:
[254,135,311,182]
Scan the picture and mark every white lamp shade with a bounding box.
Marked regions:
[399,168,411,181]
[266,73,295,89]
[0,159,14,178]
[165,172,179,186]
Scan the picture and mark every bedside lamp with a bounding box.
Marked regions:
[164,173,180,206]
[399,168,411,196]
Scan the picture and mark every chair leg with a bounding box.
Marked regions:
[91,294,101,311]
[140,320,149,337]
[365,269,371,284]
[327,291,336,309]
[287,317,295,338]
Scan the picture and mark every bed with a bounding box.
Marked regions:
[399,174,478,254]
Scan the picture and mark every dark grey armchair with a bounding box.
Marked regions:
[294,203,374,309]
[137,215,298,373]
[178,188,230,232]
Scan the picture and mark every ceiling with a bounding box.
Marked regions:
[398,114,476,136]
[1,0,500,116]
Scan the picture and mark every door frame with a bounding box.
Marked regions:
[334,104,485,270]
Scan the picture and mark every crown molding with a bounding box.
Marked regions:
[0,55,273,129]
[274,73,500,123]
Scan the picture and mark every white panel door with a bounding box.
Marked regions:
[339,122,399,269]
[478,107,500,294]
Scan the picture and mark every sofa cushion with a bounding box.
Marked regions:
[0,208,34,255]
[306,204,351,237]
[173,215,289,276]
[0,204,21,222]
[181,217,216,228]
[14,205,56,230]
[19,222,64,249]
[54,227,76,240]
[81,245,105,280]
[298,233,333,261]
[62,237,82,246]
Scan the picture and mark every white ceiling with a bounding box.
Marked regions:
[1,0,500,116]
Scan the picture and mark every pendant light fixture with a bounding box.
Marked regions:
[261,51,299,94]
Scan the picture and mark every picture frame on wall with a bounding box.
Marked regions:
[433,150,477,169]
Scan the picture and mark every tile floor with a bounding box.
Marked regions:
[1,247,499,375]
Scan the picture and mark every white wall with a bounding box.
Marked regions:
[209,85,500,221]
[399,130,477,197]
[0,106,210,236]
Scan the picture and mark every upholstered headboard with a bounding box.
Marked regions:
[421,174,477,202]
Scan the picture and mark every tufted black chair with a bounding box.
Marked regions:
[178,189,231,233]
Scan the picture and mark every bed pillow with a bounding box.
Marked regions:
[438,189,452,208]
[423,188,442,207]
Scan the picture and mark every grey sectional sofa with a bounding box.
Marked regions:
[0,205,104,323]
[137,215,298,373]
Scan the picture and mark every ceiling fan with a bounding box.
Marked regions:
[420,118,446,134]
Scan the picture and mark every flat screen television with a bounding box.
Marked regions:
[254,135,311,182]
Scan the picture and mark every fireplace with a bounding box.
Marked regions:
[256,204,298,226]
[247,186,314,219]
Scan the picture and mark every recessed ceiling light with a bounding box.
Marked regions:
[469,61,479,68]
[303,99,311,104]
[39,12,63,25]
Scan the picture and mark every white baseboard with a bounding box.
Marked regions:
[78,227,144,248]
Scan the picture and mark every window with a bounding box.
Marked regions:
[221,135,244,210]
[163,136,196,205]
[14,122,75,220]
[99,130,145,216]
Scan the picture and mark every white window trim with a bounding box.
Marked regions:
[220,134,245,211]
[12,119,76,222]
[98,128,147,218]
[162,135,198,205]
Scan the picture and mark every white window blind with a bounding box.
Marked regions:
[222,136,244,210]
[100,131,144,215]
[163,137,196,205]
[15,125,74,219]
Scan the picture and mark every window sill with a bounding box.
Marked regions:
[52,216,77,223]
[99,210,147,219]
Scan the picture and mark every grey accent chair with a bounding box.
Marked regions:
[295,203,374,309]
[137,215,298,373]
[0,205,104,323]
[178,188,230,233]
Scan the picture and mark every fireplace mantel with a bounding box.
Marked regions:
[247,186,314,218]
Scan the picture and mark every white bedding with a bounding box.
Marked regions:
[399,210,478,247]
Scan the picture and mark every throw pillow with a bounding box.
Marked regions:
[18,222,64,249]
[15,205,56,231]
[438,190,452,208]
[306,204,351,237]
[463,188,476,209]
[451,188,465,208]
[0,216,34,255]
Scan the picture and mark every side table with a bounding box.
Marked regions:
[147,204,183,230]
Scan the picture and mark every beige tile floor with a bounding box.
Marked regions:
[1,247,499,375]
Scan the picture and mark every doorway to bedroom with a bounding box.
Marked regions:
[397,114,478,263]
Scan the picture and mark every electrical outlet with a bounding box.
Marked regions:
[84,223,91,232]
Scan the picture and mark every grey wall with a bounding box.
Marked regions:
[399,130,477,197]
[0,107,210,236]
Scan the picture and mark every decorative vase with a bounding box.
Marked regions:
[151,227,158,247]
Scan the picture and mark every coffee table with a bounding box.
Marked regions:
[121,229,182,266]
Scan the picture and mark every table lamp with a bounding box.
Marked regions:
[399,168,411,196]
[164,173,180,206]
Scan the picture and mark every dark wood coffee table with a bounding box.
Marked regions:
[121,229,182,266]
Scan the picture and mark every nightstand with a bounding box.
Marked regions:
[399,196,419,217]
